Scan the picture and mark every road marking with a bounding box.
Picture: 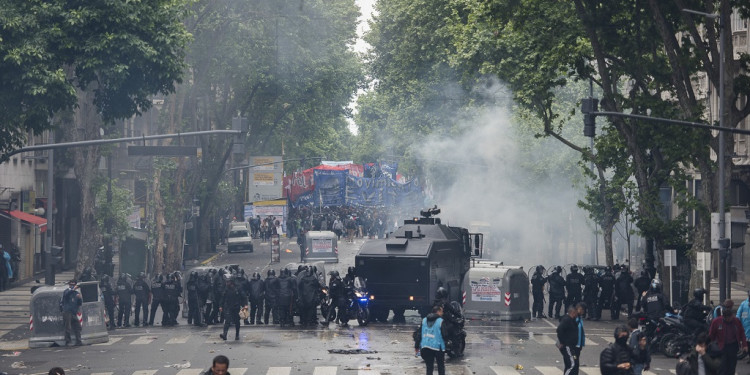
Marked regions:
[91,373,113,375]
[535,366,560,375]
[530,334,556,345]
[358,369,380,375]
[132,371,157,375]
[266,367,292,375]
[131,336,158,345]
[175,370,203,375]
[579,367,599,375]
[232,368,248,375]
[542,319,557,328]
[489,366,519,375]
[94,337,122,346]
[313,366,337,375]
[167,335,190,344]
[600,335,614,344]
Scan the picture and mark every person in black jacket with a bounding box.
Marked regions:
[219,277,247,341]
[133,272,150,327]
[613,267,634,320]
[186,271,203,326]
[548,266,566,319]
[583,266,600,321]
[100,275,116,330]
[597,267,616,320]
[148,273,164,326]
[247,272,265,324]
[276,268,297,327]
[530,266,547,319]
[599,325,634,375]
[264,269,279,324]
[297,267,320,327]
[116,274,133,328]
[557,305,581,375]
[633,271,650,312]
[565,265,583,312]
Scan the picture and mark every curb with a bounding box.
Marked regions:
[200,251,223,265]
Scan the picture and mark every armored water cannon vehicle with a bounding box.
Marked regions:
[355,206,483,322]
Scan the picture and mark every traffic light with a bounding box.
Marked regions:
[582,98,598,137]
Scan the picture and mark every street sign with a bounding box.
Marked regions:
[664,249,677,267]
[127,146,197,156]
[697,252,711,271]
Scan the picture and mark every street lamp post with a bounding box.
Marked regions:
[683,8,728,301]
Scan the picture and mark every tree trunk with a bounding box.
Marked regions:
[153,168,166,274]
[71,88,104,276]
[603,223,614,266]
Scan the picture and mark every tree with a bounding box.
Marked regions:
[2,0,190,275]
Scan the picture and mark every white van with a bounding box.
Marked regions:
[227,222,253,253]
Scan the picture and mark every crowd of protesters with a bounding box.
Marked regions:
[282,206,400,242]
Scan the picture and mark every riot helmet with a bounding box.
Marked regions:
[535,265,544,274]
[436,287,449,300]
[570,265,579,273]
[330,270,340,278]
[605,266,612,273]
[554,266,562,274]
[650,279,662,292]
[138,272,146,279]
[347,266,355,277]
[693,288,706,300]
[101,274,110,283]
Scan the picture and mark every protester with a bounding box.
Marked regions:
[708,299,748,375]
[201,355,231,375]
[675,332,721,375]
[599,325,633,375]
[557,305,581,375]
[627,318,650,375]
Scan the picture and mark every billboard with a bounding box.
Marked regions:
[248,156,283,202]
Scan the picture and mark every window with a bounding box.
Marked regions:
[732,10,747,33]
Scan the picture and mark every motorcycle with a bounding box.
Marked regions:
[319,286,335,322]
[346,287,370,326]
[657,313,692,358]
[444,301,467,358]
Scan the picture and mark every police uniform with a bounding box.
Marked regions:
[530,269,547,318]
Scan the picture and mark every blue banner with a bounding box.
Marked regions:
[385,178,422,207]
[314,169,347,207]
[379,161,398,179]
[345,175,388,207]
[291,190,316,208]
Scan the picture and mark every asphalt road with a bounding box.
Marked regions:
[0,235,747,375]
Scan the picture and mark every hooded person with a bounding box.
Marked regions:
[599,325,634,375]
[708,299,748,375]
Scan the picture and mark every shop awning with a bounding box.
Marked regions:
[3,210,47,232]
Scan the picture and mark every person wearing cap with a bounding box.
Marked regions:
[737,291,750,363]
[709,299,748,374]
[59,279,83,346]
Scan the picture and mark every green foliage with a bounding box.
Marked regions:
[94,177,135,244]
[0,0,190,160]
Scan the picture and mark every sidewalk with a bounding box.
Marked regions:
[708,279,748,306]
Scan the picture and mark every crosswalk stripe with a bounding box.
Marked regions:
[579,367,599,375]
[232,368,248,375]
[167,335,191,344]
[131,336,158,345]
[94,337,122,346]
[600,336,614,344]
[91,372,113,375]
[266,367,292,375]
[489,366,519,375]
[535,366,560,375]
[530,334,556,345]
[132,371,158,375]
[313,366,337,375]
[175,370,203,375]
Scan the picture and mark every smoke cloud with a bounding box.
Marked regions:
[414,82,595,268]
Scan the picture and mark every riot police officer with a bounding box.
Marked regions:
[343,267,356,289]
[325,270,348,326]
[613,266,634,319]
[633,270,651,312]
[186,271,203,326]
[247,272,265,324]
[116,274,133,328]
[197,272,212,324]
[163,272,180,326]
[565,265,583,312]
[133,272,150,326]
[212,269,226,324]
[530,266,547,319]
[219,276,247,341]
[681,288,710,333]
[297,267,320,327]
[596,266,616,320]
[582,266,600,321]
[641,279,672,321]
[277,268,297,327]
[547,266,566,319]
[148,274,164,326]
[264,269,279,325]
[80,266,97,282]
[100,275,116,330]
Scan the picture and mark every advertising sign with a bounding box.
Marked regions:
[253,173,276,186]
[248,156,283,202]
[470,277,503,302]
[312,238,333,253]
[271,234,280,263]
[252,156,281,171]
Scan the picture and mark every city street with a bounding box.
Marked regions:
[0,236,747,375]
